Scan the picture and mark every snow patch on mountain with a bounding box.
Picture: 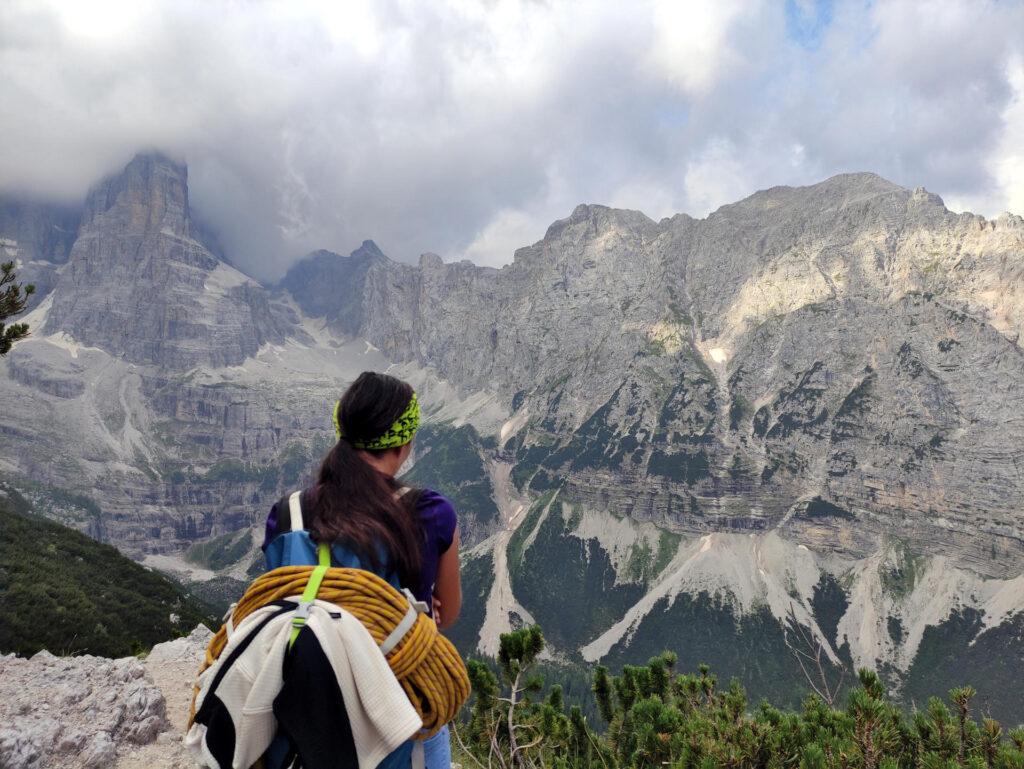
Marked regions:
[202,262,256,296]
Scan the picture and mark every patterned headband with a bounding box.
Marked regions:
[333,391,420,450]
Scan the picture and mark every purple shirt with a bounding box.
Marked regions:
[261,487,458,611]
[412,489,459,606]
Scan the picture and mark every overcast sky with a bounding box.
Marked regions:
[1,0,1023,280]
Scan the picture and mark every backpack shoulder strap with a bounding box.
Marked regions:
[394,486,411,500]
[288,491,304,532]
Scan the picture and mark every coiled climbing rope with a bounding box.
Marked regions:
[191,565,470,738]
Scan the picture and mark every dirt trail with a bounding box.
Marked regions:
[115,628,211,769]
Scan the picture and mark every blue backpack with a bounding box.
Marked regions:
[264,490,405,590]
[260,489,421,769]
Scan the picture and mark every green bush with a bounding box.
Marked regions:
[457,626,1024,769]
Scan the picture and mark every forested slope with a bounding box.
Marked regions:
[0,486,215,657]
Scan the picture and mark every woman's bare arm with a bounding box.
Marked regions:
[433,528,462,630]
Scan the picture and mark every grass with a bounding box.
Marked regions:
[653,530,682,575]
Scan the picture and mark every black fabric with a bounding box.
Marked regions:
[194,601,295,725]
[201,693,237,769]
[260,732,299,769]
[273,626,359,769]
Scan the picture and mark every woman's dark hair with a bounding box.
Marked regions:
[309,371,422,591]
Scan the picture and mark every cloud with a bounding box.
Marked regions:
[949,55,1024,217]
[683,138,758,217]
[646,0,755,95]
[995,57,1024,216]
[0,0,1021,280]
[459,208,549,268]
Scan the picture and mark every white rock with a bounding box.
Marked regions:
[0,649,168,769]
[81,733,116,769]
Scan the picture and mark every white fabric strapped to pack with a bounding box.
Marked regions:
[284,490,427,656]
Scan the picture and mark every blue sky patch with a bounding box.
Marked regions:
[786,0,837,49]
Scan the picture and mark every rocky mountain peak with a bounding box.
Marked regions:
[541,203,659,243]
[419,252,444,270]
[710,172,910,223]
[353,239,385,260]
[40,151,289,368]
[996,211,1024,228]
[296,240,386,270]
[81,152,191,237]
[279,240,401,335]
[909,185,946,211]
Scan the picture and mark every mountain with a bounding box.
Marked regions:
[278,240,390,336]
[0,484,214,657]
[0,198,80,310]
[41,153,293,369]
[279,175,1024,577]
[1,154,1022,718]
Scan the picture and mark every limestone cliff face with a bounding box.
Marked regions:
[283,205,672,415]
[0,198,81,311]
[42,154,289,369]
[281,174,1024,578]
[0,198,80,265]
[278,241,388,336]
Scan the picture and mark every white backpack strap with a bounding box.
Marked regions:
[379,588,429,656]
[394,486,411,500]
[288,491,305,532]
[412,740,425,769]
[223,601,238,637]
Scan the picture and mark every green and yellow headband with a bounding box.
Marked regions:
[333,391,420,450]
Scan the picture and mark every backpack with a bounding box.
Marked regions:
[262,489,409,583]
[189,490,433,769]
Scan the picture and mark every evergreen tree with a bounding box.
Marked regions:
[457,625,607,769]
[456,624,1024,769]
[0,261,35,355]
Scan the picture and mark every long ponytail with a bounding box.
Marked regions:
[309,372,422,591]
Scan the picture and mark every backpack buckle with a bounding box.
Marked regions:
[291,600,313,628]
[402,588,430,615]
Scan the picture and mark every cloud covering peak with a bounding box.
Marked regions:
[1,0,1022,280]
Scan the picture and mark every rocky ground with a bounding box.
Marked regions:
[0,625,212,769]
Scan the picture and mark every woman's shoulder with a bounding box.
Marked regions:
[413,486,453,508]
[413,487,456,518]
[412,487,457,541]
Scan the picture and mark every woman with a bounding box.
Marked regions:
[262,371,461,769]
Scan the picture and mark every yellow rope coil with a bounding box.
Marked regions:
[190,565,470,738]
